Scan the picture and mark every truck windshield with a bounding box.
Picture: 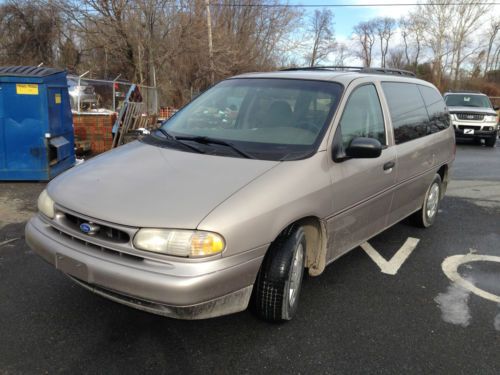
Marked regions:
[159,78,343,160]
[445,94,492,108]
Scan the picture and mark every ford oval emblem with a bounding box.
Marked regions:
[80,222,100,235]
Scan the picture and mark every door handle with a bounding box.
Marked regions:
[383,161,395,170]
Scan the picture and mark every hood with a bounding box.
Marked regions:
[447,106,497,116]
[48,141,279,228]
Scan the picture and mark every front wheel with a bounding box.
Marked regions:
[252,226,306,322]
[411,174,442,228]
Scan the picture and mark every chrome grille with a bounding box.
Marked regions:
[456,113,484,121]
[63,213,130,243]
[52,227,144,262]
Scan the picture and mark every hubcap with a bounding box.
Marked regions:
[288,243,304,307]
[426,183,440,219]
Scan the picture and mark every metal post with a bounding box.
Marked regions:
[205,0,215,85]
[78,71,90,113]
[112,74,121,112]
[153,67,158,115]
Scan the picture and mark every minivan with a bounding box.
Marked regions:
[26,67,455,322]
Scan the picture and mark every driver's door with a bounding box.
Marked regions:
[326,82,397,260]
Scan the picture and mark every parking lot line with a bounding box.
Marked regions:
[442,254,500,303]
[360,237,420,275]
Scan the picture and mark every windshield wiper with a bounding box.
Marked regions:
[155,128,205,154]
[175,135,255,159]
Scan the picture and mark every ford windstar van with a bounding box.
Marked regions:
[26,67,455,322]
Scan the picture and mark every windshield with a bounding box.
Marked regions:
[445,94,492,108]
[156,78,343,161]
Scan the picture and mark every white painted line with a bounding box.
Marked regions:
[0,238,19,247]
[442,254,500,303]
[360,237,420,275]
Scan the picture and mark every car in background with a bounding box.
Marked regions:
[67,76,98,111]
[444,91,499,147]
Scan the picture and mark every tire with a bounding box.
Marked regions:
[485,136,497,148]
[252,226,306,322]
[411,174,442,228]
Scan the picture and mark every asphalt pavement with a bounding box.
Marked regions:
[0,141,499,374]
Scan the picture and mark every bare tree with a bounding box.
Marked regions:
[353,21,376,67]
[332,42,348,66]
[420,0,454,89]
[484,17,500,75]
[448,0,492,85]
[399,12,425,70]
[387,48,406,70]
[494,42,500,70]
[306,8,335,67]
[49,0,301,105]
[0,0,61,66]
[374,17,396,68]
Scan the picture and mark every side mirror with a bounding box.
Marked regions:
[345,137,382,159]
[494,106,499,111]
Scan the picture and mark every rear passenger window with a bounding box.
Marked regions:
[382,82,428,144]
[418,85,450,133]
[339,84,385,148]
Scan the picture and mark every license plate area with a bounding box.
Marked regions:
[464,128,475,134]
[56,254,88,282]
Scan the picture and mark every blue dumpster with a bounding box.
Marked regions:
[0,66,75,180]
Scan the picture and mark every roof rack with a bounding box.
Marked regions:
[281,66,362,72]
[280,66,416,77]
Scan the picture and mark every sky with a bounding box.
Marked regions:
[286,0,419,65]
[288,0,500,66]
[290,0,417,40]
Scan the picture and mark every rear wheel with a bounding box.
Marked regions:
[411,174,442,228]
[252,226,306,322]
[485,136,497,148]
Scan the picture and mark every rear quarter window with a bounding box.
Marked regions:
[381,82,428,144]
[418,85,450,133]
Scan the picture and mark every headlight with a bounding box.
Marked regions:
[37,189,55,218]
[133,229,225,257]
[484,115,498,122]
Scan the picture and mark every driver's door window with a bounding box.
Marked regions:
[339,84,385,148]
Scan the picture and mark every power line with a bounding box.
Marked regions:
[55,1,500,14]
[208,2,500,7]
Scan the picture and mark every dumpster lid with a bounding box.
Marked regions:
[0,66,64,77]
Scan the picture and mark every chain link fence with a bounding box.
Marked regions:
[68,75,158,115]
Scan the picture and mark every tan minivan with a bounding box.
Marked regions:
[26,67,455,321]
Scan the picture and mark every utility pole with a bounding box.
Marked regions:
[205,0,215,85]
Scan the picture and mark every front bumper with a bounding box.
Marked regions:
[454,127,497,139]
[25,215,266,319]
